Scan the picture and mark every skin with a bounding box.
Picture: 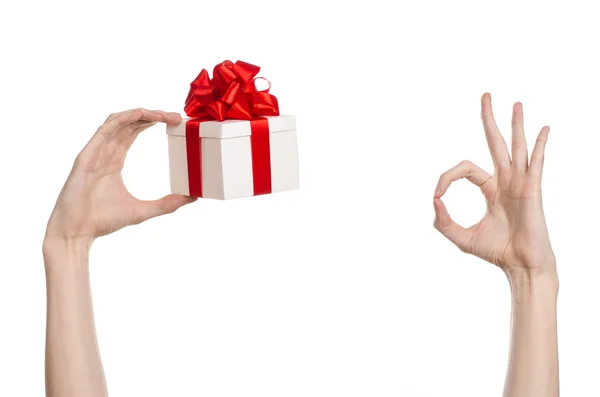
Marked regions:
[40,97,558,397]
[433,93,559,397]
[43,108,195,397]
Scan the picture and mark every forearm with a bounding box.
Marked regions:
[503,269,559,397]
[43,239,108,397]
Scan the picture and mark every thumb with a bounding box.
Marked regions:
[135,194,197,223]
[433,198,472,253]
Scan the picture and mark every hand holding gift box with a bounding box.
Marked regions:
[167,60,299,200]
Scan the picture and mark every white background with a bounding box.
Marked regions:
[1,1,598,396]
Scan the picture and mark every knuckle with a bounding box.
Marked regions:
[73,152,89,168]
[117,116,131,127]
[116,109,142,127]
[99,125,115,138]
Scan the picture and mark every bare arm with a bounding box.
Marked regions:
[43,241,107,397]
[433,93,558,397]
[504,271,559,397]
[43,109,196,397]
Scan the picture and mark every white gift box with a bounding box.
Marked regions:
[166,115,298,200]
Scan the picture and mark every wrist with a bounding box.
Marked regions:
[505,267,559,299]
[43,236,92,272]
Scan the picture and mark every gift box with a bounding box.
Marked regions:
[166,60,299,200]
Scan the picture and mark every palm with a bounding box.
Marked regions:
[83,173,141,236]
[434,94,555,273]
[46,109,196,243]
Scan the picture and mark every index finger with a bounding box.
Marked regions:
[481,93,511,169]
[103,108,181,132]
[104,108,181,124]
[84,108,181,153]
[434,160,492,198]
[91,108,181,143]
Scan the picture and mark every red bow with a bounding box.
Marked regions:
[184,60,280,121]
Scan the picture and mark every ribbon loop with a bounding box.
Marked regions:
[247,77,271,93]
[233,61,261,86]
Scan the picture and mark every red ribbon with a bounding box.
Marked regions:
[249,117,272,195]
[184,60,279,121]
[183,60,278,198]
[184,117,209,198]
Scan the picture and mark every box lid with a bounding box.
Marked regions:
[166,115,296,139]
